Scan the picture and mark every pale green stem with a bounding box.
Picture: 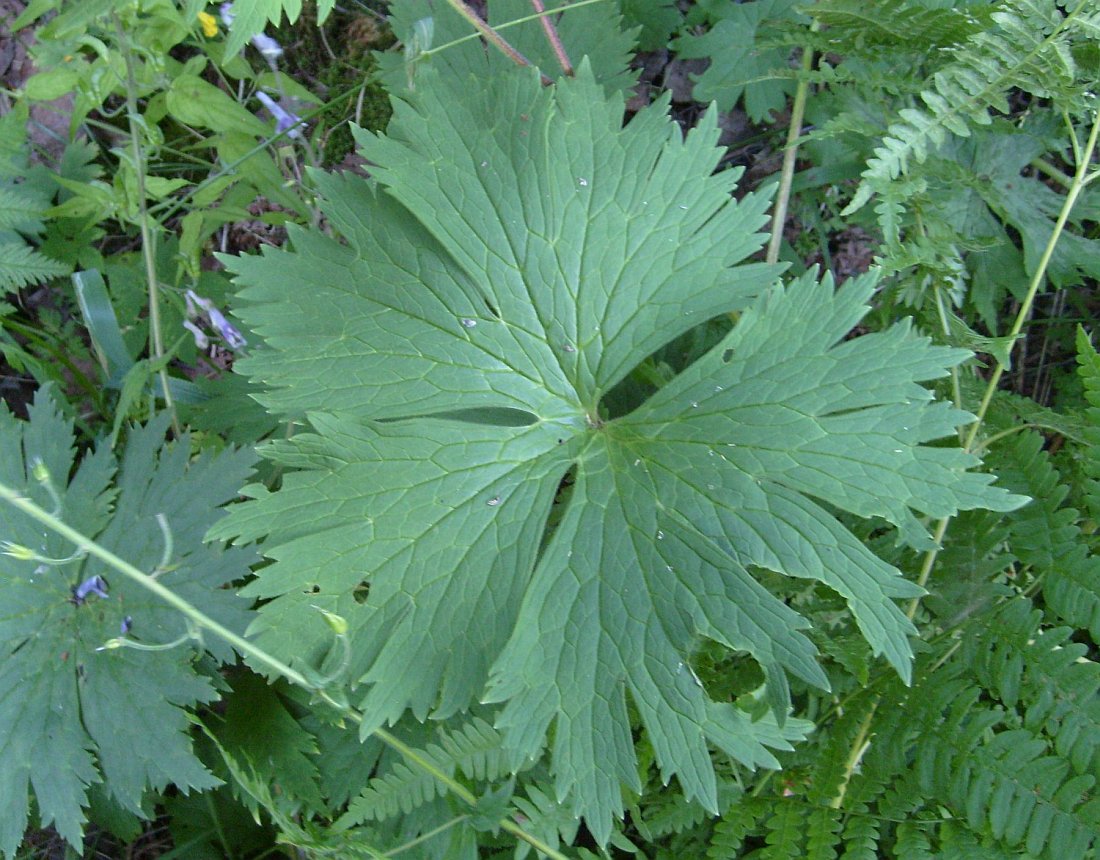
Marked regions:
[830,704,876,810]
[932,284,964,421]
[112,15,178,433]
[387,816,469,855]
[836,106,1100,815]
[963,109,1100,450]
[904,107,1100,609]
[0,480,570,860]
[766,21,819,265]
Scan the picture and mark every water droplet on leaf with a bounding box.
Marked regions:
[460,318,477,328]
[486,496,501,507]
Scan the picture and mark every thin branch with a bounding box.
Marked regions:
[444,0,553,85]
[531,0,572,76]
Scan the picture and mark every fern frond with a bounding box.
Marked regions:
[632,787,712,840]
[893,821,935,860]
[845,0,1094,213]
[1075,327,1100,522]
[0,240,68,290]
[908,674,1099,859]
[761,801,804,860]
[837,807,879,860]
[0,186,45,234]
[337,717,507,826]
[960,599,1100,775]
[804,804,842,860]
[808,0,989,48]
[991,431,1100,637]
[706,798,768,859]
[512,782,580,860]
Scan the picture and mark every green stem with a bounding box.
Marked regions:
[0,480,571,860]
[766,22,819,265]
[829,703,876,810]
[112,14,178,433]
[387,816,468,856]
[839,107,1100,815]
[964,109,1100,450]
[147,80,364,225]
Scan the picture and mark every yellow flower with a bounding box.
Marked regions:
[197,11,218,37]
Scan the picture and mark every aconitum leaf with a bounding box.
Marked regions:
[214,64,1025,840]
[0,389,256,856]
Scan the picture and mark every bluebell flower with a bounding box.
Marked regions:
[255,91,304,139]
[73,574,108,604]
[185,289,247,350]
[219,3,284,64]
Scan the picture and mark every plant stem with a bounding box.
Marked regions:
[113,14,178,434]
[530,0,573,76]
[964,109,1100,449]
[442,0,553,85]
[423,0,608,59]
[836,103,1100,822]
[829,704,876,809]
[0,480,572,860]
[766,21,819,265]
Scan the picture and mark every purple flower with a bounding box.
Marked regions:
[219,4,284,64]
[73,574,108,604]
[255,91,304,139]
[185,289,247,350]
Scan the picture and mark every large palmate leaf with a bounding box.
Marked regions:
[215,64,1024,839]
[0,389,256,856]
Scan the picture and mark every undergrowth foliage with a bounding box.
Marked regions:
[0,1,1098,858]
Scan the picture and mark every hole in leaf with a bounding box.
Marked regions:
[600,317,735,418]
[537,464,577,556]
[353,582,369,605]
[376,407,538,426]
[722,348,734,363]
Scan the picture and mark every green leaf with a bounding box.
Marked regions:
[621,0,682,52]
[72,269,136,385]
[24,65,83,101]
[214,672,325,813]
[0,388,257,856]
[672,0,802,122]
[165,75,270,138]
[216,64,1024,841]
[0,240,68,290]
[0,186,45,234]
[220,0,335,60]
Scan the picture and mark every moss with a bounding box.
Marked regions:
[282,7,394,167]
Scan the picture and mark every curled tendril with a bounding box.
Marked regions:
[97,619,204,653]
[2,541,86,566]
